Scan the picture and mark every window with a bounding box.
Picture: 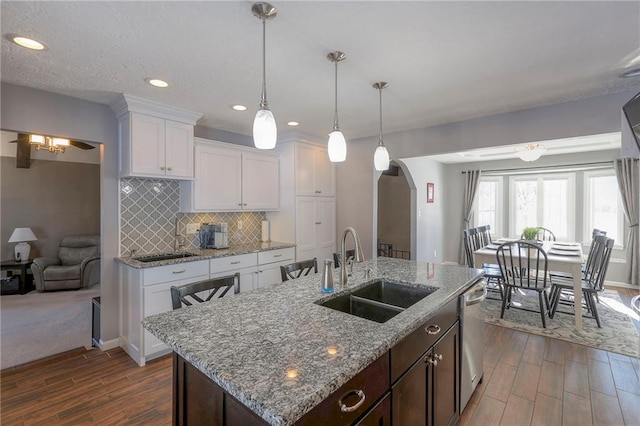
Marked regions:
[474,177,503,236]
[509,174,575,240]
[584,170,623,246]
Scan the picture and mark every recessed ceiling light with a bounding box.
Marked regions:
[622,68,640,78]
[287,121,299,127]
[145,78,169,88]
[10,35,46,50]
[232,105,247,111]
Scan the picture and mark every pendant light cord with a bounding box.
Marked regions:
[378,87,384,146]
[260,17,268,109]
[333,60,339,131]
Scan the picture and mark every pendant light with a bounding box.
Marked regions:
[327,51,347,162]
[373,82,390,171]
[252,2,277,149]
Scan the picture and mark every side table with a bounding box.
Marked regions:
[1,259,35,295]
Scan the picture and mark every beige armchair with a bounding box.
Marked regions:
[31,235,100,292]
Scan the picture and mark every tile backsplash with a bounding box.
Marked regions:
[120,178,265,255]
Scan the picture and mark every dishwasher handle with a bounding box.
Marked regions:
[464,280,487,306]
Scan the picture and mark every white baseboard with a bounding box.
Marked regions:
[605,280,638,290]
[98,338,120,351]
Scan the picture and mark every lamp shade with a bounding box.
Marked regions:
[328,131,347,162]
[253,108,277,149]
[374,145,390,171]
[8,227,37,243]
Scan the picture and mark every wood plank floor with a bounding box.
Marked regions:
[2,287,638,425]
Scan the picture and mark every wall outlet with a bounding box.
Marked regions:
[237,220,243,230]
[186,223,199,235]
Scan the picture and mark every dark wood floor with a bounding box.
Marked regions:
[2,287,638,425]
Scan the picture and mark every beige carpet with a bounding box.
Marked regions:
[483,287,640,359]
[0,284,100,369]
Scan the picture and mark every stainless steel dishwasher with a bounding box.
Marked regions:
[459,278,487,412]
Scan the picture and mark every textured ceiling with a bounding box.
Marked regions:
[2,1,639,142]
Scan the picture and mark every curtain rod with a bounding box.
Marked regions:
[461,161,613,175]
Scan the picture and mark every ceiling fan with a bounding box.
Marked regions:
[9,133,96,153]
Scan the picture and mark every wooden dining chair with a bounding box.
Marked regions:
[463,228,504,300]
[536,227,556,241]
[171,273,240,310]
[280,258,318,282]
[496,241,551,328]
[549,236,614,328]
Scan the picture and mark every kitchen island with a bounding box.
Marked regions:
[143,257,483,425]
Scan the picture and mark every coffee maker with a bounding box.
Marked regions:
[199,223,229,249]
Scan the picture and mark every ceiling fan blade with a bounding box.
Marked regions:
[69,140,96,150]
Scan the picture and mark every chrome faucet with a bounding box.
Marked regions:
[340,227,364,287]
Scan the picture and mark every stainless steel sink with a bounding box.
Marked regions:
[133,252,198,263]
[316,279,437,323]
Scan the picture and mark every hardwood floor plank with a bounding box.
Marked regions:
[562,391,592,426]
[586,347,610,363]
[460,402,478,426]
[521,334,546,366]
[617,389,640,426]
[531,392,562,426]
[511,361,541,402]
[564,342,588,364]
[590,390,625,426]
[484,362,518,403]
[587,358,617,397]
[537,360,564,400]
[544,338,566,365]
[610,358,640,395]
[498,330,529,367]
[564,360,590,398]
[468,395,506,426]
[467,365,494,407]
[500,394,534,426]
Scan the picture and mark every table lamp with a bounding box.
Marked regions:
[8,227,37,261]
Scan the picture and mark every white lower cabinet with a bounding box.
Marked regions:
[120,260,209,366]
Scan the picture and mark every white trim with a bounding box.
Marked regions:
[97,337,120,351]
[605,280,636,289]
[109,94,202,124]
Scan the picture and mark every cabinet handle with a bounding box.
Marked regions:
[243,203,247,206]
[230,261,241,265]
[172,269,186,274]
[238,203,243,206]
[315,190,322,194]
[167,167,172,171]
[160,166,166,171]
[273,254,282,258]
[425,353,442,366]
[339,389,366,413]
[425,324,441,335]
[315,222,321,225]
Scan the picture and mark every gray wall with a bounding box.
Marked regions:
[377,168,411,253]
[1,157,100,260]
[338,90,635,272]
[1,83,120,346]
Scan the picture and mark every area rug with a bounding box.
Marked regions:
[483,288,640,359]
[0,285,100,369]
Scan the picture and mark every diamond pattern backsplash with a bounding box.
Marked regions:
[120,178,266,255]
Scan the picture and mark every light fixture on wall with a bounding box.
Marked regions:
[327,51,347,162]
[8,227,37,261]
[28,134,70,154]
[516,143,546,162]
[373,82,390,171]
[252,2,278,150]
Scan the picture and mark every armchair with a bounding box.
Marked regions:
[31,235,100,292]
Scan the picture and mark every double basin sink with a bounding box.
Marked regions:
[317,279,438,323]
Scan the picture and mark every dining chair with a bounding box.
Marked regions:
[476,225,493,247]
[496,241,551,327]
[280,258,318,282]
[549,236,614,328]
[463,228,504,300]
[536,227,556,241]
[171,273,240,310]
[333,249,355,268]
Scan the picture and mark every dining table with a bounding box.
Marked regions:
[474,239,585,331]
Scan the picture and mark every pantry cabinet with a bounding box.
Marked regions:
[295,197,336,263]
[296,143,335,196]
[110,94,202,179]
[180,140,279,212]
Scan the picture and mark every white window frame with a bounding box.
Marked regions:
[508,173,576,240]
[583,169,625,248]
[474,176,504,238]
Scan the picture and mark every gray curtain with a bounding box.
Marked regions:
[459,170,482,265]
[614,157,639,286]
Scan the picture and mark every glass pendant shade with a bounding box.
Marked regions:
[374,145,390,171]
[253,108,277,149]
[516,143,546,162]
[328,131,347,162]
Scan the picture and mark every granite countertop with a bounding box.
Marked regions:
[116,241,295,268]
[143,257,483,425]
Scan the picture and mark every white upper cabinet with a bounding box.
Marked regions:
[180,140,279,212]
[110,94,202,180]
[295,144,335,196]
